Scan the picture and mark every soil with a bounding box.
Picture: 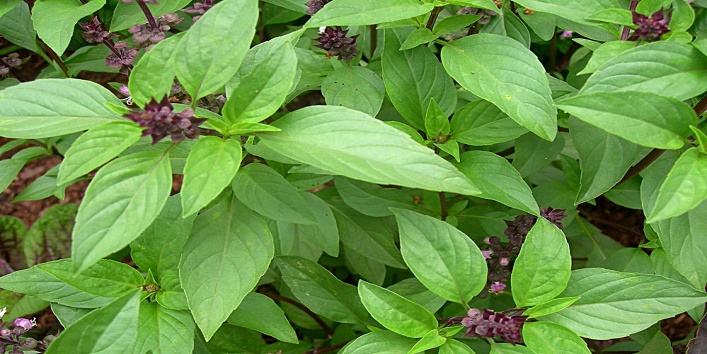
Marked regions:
[0,42,699,351]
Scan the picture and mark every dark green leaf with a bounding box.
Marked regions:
[31,0,106,56]
[450,100,528,146]
[128,33,184,108]
[523,321,591,354]
[648,148,707,222]
[358,281,438,338]
[134,302,195,354]
[0,2,39,52]
[227,292,298,343]
[321,66,385,117]
[306,0,434,27]
[334,176,422,217]
[110,0,192,31]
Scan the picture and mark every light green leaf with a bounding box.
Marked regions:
[433,14,482,35]
[131,195,196,277]
[134,302,195,354]
[223,39,298,124]
[358,281,438,338]
[334,176,421,217]
[232,163,316,224]
[511,0,623,26]
[400,28,439,50]
[578,40,637,75]
[635,0,673,16]
[446,0,498,11]
[539,268,707,339]
[297,192,339,257]
[457,151,538,215]
[51,303,91,328]
[45,291,140,354]
[569,117,645,204]
[394,209,487,304]
[72,151,172,272]
[322,66,385,117]
[512,218,571,307]
[382,28,457,131]
[451,100,528,146]
[227,292,298,344]
[58,121,143,185]
[0,0,20,18]
[523,297,580,318]
[36,259,143,298]
[439,339,476,354]
[31,0,106,56]
[0,2,38,52]
[128,33,184,108]
[175,0,258,100]
[277,255,372,325]
[490,343,537,354]
[523,321,591,354]
[557,92,697,149]
[339,331,418,354]
[424,98,451,139]
[182,137,242,217]
[670,0,695,32]
[0,79,124,139]
[110,0,192,31]
[306,0,434,27]
[648,148,707,222]
[580,41,707,100]
[180,197,274,340]
[586,8,634,27]
[387,278,447,314]
[442,34,557,141]
[512,133,565,177]
[408,330,446,353]
[258,106,480,195]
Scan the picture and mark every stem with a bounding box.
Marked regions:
[0,45,20,56]
[8,67,27,82]
[549,32,557,72]
[265,293,334,337]
[136,0,158,30]
[439,192,448,221]
[369,25,377,59]
[426,7,442,30]
[555,42,579,72]
[37,39,69,78]
[618,94,707,184]
[621,0,639,40]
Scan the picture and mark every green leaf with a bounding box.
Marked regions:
[227,292,298,344]
[31,0,106,56]
[408,330,447,353]
[512,218,571,307]
[446,0,498,11]
[72,151,172,272]
[258,106,480,195]
[339,331,418,354]
[439,339,476,354]
[441,34,557,141]
[128,33,183,108]
[0,79,123,138]
[276,256,371,325]
[651,201,707,289]
[37,259,143,299]
[0,0,20,18]
[182,137,242,217]
[130,195,196,277]
[0,2,38,52]
[297,192,340,257]
[457,151,538,215]
[328,198,405,268]
[490,343,536,354]
[358,281,438,338]
[635,0,673,16]
[670,0,695,32]
[424,98,451,139]
[51,303,91,328]
[23,203,75,266]
[523,297,580,318]
[586,8,634,27]
[175,0,258,100]
[306,0,434,27]
[382,28,457,131]
[523,321,591,354]
[450,100,528,146]
[45,291,140,354]
[321,66,385,117]
[434,14,482,35]
[223,40,298,124]
[511,0,623,27]
[134,302,195,354]
[512,133,565,178]
[601,248,653,273]
[0,266,116,308]
[334,177,421,217]
[394,209,487,304]
[578,40,636,76]
[387,278,447,314]
[557,92,697,149]
[400,28,439,50]
[232,163,316,224]
[57,121,143,185]
[580,41,707,100]
[648,148,707,222]
[110,0,192,31]
[539,268,707,339]
[180,197,274,340]
[569,117,646,204]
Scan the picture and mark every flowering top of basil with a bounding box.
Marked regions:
[80,16,117,43]
[106,41,139,75]
[129,13,182,47]
[316,26,360,61]
[181,0,214,22]
[305,0,332,15]
[629,9,670,41]
[462,308,527,344]
[124,96,206,144]
[0,53,22,76]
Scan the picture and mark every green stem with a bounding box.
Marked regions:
[621,0,639,40]
[369,25,377,59]
[0,45,20,56]
[36,39,70,78]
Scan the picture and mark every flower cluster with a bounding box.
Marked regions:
[181,0,214,22]
[316,26,360,61]
[0,308,54,353]
[129,13,182,48]
[461,308,528,344]
[124,96,206,144]
[0,54,22,76]
[305,0,331,15]
[629,9,670,41]
[105,42,139,75]
[482,207,566,293]
[79,16,117,43]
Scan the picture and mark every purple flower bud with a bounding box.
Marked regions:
[499,257,510,266]
[80,16,117,43]
[0,328,10,336]
[483,237,492,245]
[119,86,131,96]
[305,0,332,15]
[124,96,206,144]
[461,309,527,344]
[560,30,573,40]
[629,9,670,42]
[481,250,493,259]
[13,318,35,331]
[316,26,360,61]
[105,41,138,74]
[181,0,214,21]
[489,282,506,293]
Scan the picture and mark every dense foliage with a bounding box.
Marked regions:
[1,0,707,353]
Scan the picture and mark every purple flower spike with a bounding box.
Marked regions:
[316,26,360,61]
[14,318,35,331]
[629,10,670,41]
[462,309,527,344]
[124,96,206,144]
